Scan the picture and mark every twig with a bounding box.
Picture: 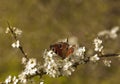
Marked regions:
[100,53,120,58]
[7,22,28,59]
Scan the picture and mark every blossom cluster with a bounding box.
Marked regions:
[43,36,88,78]
[4,57,40,84]
[4,27,42,84]
[98,26,119,39]
[5,27,22,36]
[43,46,86,77]
[93,38,103,52]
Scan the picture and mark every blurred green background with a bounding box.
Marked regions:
[0,0,120,84]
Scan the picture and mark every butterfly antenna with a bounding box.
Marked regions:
[66,38,69,43]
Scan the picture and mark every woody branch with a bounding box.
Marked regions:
[0,24,120,84]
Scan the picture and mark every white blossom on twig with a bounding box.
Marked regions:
[24,58,37,75]
[5,27,10,34]
[12,76,19,84]
[93,38,103,52]
[5,27,22,36]
[11,40,20,48]
[103,60,111,67]
[13,27,22,36]
[26,58,37,69]
[5,75,12,84]
[90,54,100,62]
[63,61,72,71]
[43,37,86,77]
[43,50,60,78]
[18,58,38,83]
[40,81,44,84]
[98,26,119,39]
[74,47,85,59]
[22,57,28,65]
[62,59,75,76]
[18,72,27,84]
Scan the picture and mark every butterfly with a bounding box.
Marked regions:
[50,41,75,59]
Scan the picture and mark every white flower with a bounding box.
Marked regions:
[5,27,22,36]
[98,26,119,39]
[11,40,20,48]
[74,47,85,59]
[40,81,44,84]
[24,58,37,75]
[22,57,27,65]
[5,75,12,84]
[94,38,103,52]
[5,27,10,34]
[103,60,111,67]
[90,54,100,62]
[63,61,72,71]
[26,58,37,69]
[13,76,19,84]
[61,58,76,76]
[18,72,27,84]
[14,28,22,36]
[46,50,56,58]
[44,59,59,78]
[24,67,37,75]
[110,26,119,39]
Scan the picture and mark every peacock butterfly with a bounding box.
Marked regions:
[50,42,75,59]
